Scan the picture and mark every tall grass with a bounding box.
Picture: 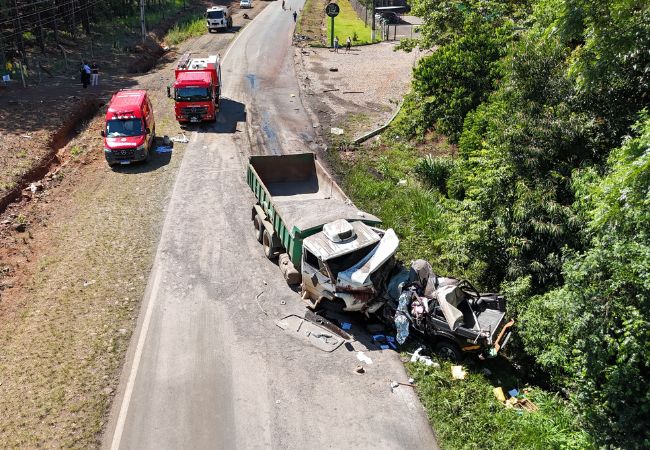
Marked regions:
[165,16,206,45]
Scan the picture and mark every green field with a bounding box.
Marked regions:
[326,0,377,45]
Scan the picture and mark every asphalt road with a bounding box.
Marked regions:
[104,1,439,448]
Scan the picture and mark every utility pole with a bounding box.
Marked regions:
[370,0,375,42]
[140,0,146,43]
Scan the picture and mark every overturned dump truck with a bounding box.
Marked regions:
[247,153,399,313]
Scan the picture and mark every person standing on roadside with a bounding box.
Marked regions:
[90,61,99,86]
[293,10,297,22]
[334,36,339,53]
[345,36,351,52]
[80,61,91,88]
[282,0,285,10]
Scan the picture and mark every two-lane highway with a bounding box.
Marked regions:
[104,1,439,448]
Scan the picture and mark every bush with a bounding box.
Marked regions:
[414,155,454,195]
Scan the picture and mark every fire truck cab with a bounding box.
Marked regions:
[169,53,221,124]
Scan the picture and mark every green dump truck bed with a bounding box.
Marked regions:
[247,153,381,266]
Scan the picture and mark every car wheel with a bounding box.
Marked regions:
[435,340,463,362]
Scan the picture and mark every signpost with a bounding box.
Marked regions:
[325,3,340,48]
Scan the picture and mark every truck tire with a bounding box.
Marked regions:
[435,340,463,362]
[253,215,264,243]
[262,229,278,260]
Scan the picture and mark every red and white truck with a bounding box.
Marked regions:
[101,89,156,165]
[168,53,221,123]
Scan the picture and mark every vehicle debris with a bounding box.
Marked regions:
[330,127,344,135]
[170,133,190,143]
[451,365,467,380]
[356,352,373,364]
[276,314,344,352]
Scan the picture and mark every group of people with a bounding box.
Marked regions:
[333,36,352,53]
[80,61,99,89]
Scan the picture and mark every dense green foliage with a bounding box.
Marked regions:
[407,357,591,450]
[340,0,649,447]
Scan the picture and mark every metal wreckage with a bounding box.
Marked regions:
[248,153,513,359]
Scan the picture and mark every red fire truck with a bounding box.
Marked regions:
[168,53,221,123]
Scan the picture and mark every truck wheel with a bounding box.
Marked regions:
[435,340,463,362]
[262,229,278,260]
[253,215,264,243]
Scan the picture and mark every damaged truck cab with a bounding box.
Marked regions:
[247,153,399,313]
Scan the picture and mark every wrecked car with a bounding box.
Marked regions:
[380,260,514,361]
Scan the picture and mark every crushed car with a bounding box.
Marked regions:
[379,260,514,361]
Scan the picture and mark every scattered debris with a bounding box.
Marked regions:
[13,223,26,233]
[354,365,365,374]
[340,322,352,331]
[451,365,467,380]
[356,352,373,365]
[397,179,407,186]
[170,133,189,143]
[276,314,344,352]
[255,291,268,316]
[372,334,397,350]
[493,387,506,402]
[305,310,351,340]
[342,91,364,94]
[329,67,339,72]
[330,127,344,135]
[410,347,440,368]
[83,279,96,287]
[323,88,339,93]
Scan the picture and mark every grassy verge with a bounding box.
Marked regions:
[326,0,376,45]
[298,0,377,46]
[407,355,591,449]
[165,16,207,45]
[332,141,592,449]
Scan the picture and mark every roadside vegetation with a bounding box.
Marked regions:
[325,0,375,45]
[165,16,208,46]
[298,0,376,46]
[336,0,649,448]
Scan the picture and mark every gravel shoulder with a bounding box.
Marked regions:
[0,3,269,447]
[294,41,424,142]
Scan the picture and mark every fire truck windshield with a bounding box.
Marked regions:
[106,118,143,137]
[175,87,211,101]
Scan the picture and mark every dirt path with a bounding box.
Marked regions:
[0,2,270,447]
[294,41,423,143]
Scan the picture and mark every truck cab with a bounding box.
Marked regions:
[300,219,399,313]
[170,54,221,123]
[206,6,232,32]
[101,89,155,165]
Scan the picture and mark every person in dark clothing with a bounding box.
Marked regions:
[80,61,91,88]
[293,10,297,22]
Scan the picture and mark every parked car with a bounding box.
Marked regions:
[240,0,252,8]
[375,11,400,24]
